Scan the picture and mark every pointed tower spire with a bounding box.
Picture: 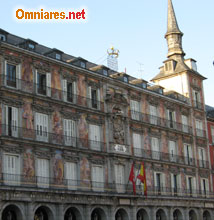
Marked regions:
[165,0,185,59]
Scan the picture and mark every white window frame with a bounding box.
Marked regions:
[198,147,206,168]
[35,70,51,97]
[149,105,158,125]
[184,144,193,165]
[167,109,176,129]
[130,100,140,120]
[182,115,188,133]
[192,89,201,108]
[65,161,77,190]
[89,124,101,151]
[171,173,181,196]
[92,165,104,192]
[151,137,160,160]
[35,112,48,142]
[36,158,49,188]
[200,178,209,197]
[196,120,203,137]
[154,172,165,195]
[62,79,77,103]
[3,153,20,186]
[186,175,196,197]
[133,133,143,156]
[4,105,19,137]
[115,164,125,193]
[169,140,177,162]
[87,86,100,110]
[63,119,76,147]
[4,61,21,89]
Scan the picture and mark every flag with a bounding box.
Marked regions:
[137,162,147,196]
[129,163,136,195]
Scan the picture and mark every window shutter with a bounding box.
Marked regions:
[192,177,197,197]
[62,79,67,101]
[16,64,21,89]
[167,109,170,120]
[88,86,92,99]
[3,154,8,174]
[171,173,174,194]
[161,173,165,188]
[72,81,77,103]
[4,61,7,85]
[4,106,8,135]
[87,86,92,107]
[97,88,100,109]
[12,107,18,137]
[186,176,189,191]
[46,73,51,97]
[205,179,209,195]
[154,172,158,188]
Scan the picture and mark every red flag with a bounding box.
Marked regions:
[137,162,147,196]
[129,163,136,195]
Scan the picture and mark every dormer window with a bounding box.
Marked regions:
[159,88,163,94]
[124,76,128,83]
[0,34,6,41]
[28,43,35,50]
[142,82,147,89]
[103,69,108,76]
[56,53,61,60]
[80,61,86,68]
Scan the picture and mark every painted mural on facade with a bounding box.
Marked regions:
[53,150,64,184]
[80,157,91,188]
[22,57,33,93]
[22,102,34,139]
[78,114,88,148]
[52,67,62,100]
[78,75,86,106]
[23,148,35,180]
[52,111,63,144]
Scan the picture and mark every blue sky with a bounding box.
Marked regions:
[1,0,214,106]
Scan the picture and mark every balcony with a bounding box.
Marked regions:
[198,159,209,169]
[1,124,106,152]
[130,111,192,134]
[1,173,213,199]
[193,100,204,110]
[1,75,104,111]
[196,129,206,138]
[133,148,196,166]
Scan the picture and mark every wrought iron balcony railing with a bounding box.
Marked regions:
[1,124,106,152]
[0,75,104,111]
[195,128,206,138]
[133,148,197,166]
[197,159,210,169]
[1,173,213,199]
[130,111,192,134]
[193,100,204,110]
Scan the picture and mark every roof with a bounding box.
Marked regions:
[206,105,214,119]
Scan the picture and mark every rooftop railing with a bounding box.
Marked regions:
[1,173,213,199]
[130,110,192,134]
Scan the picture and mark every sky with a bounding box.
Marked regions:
[1,0,214,106]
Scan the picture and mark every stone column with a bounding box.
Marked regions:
[131,206,137,220]
[84,205,91,220]
[56,204,64,220]
[150,207,156,220]
[26,203,34,220]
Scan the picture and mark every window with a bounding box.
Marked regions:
[171,174,181,195]
[4,106,18,137]
[196,120,203,137]
[169,140,177,162]
[36,158,49,188]
[151,137,160,160]
[35,112,48,142]
[115,164,125,193]
[0,34,6,41]
[123,76,128,83]
[62,79,77,103]
[154,172,165,194]
[36,71,51,96]
[63,119,76,146]
[80,61,86,68]
[130,100,140,120]
[5,63,21,89]
[92,165,104,192]
[3,154,20,185]
[28,43,35,50]
[56,53,61,60]
[167,109,176,129]
[88,86,100,109]
[211,127,214,144]
[193,90,201,108]
[133,133,142,156]
[89,124,101,151]
[186,176,196,197]
[103,69,108,76]
[182,115,188,133]
[201,178,209,197]
[150,105,158,125]
[184,144,193,165]
[198,148,206,168]
[65,162,77,190]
